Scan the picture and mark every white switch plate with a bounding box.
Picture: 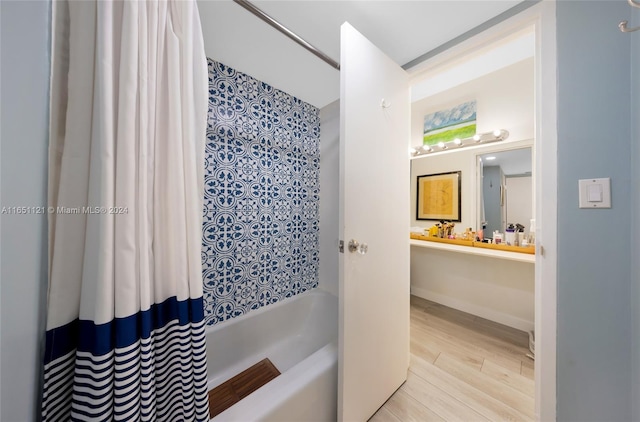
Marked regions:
[579,178,611,208]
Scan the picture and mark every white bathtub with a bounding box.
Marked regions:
[206,290,338,421]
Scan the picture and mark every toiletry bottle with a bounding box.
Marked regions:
[515,223,525,246]
[505,224,516,246]
[529,219,536,245]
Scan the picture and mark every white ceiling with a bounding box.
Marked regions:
[197,0,523,108]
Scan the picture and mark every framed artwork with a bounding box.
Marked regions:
[416,171,462,221]
[423,101,476,146]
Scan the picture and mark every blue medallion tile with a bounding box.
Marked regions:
[236,72,260,102]
[202,59,320,326]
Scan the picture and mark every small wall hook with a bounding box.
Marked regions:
[380,99,391,109]
[619,0,640,33]
[619,20,640,33]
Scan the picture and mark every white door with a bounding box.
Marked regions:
[338,23,410,422]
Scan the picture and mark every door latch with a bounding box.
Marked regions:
[339,239,368,254]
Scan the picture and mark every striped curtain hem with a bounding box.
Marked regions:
[42,296,209,422]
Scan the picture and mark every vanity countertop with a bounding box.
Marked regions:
[410,235,536,264]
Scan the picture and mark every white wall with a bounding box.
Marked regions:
[410,55,534,331]
[319,100,340,298]
[0,1,51,420]
[556,1,632,420]
[411,58,534,150]
[196,0,339,109]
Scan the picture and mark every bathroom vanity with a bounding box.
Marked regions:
[409,241,535,331]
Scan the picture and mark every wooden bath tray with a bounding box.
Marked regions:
[208,358,281,418]
[410,233,474,247]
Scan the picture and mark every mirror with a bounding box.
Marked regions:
[409,140,534,240]
[478,147,532,236]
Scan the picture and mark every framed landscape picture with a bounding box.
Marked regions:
[423,101,476,146]
[416,171,462,221]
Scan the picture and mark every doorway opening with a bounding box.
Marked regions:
[374,3,557,420]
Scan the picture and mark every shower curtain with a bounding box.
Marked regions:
[42,1,209,420]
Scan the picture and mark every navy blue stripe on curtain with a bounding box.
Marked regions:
[44,296,205,364]
[42,297,209,422]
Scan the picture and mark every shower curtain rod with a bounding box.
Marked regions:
[232,0,341,70]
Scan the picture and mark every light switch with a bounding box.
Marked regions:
[587,184,602,202]
[579,178,611,208]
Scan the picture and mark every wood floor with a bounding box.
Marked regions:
[370,296,534,422]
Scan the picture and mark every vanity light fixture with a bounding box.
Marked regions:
[410,129,509,158]
[485,156,497,161]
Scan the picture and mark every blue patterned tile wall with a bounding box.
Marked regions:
[202,59,320,326]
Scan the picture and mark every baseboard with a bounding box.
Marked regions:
[410,286,534,332]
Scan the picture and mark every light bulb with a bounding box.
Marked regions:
[473,134,481,142]
[453,138,462,145]
[438,142,445,149]
[493,129,502,137]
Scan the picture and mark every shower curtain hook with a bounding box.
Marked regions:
[381,99,391,109]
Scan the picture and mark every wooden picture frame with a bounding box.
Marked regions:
[416,171,462,221]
